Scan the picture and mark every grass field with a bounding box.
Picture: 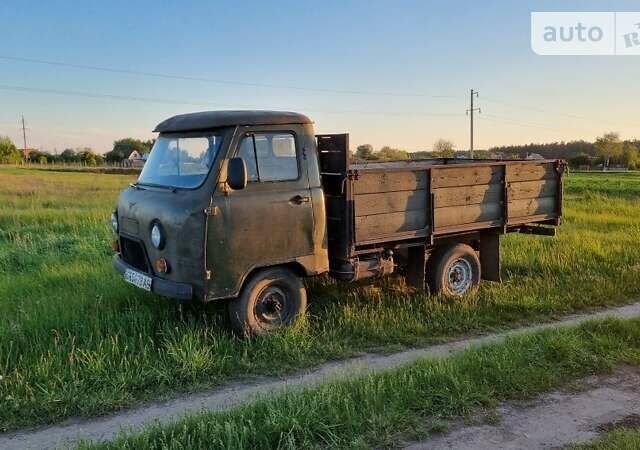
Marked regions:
[80,318,640,449]
[1,167,640,431]
[568,429,640,450]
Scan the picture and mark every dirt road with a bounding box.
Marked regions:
[405,367,640,450]
[3,302,640,450]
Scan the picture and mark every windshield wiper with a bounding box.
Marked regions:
[134,182,177,193]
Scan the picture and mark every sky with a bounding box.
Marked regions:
[0,0,638,154]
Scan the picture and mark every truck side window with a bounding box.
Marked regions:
[237,136,259,182]
[237,132,298,182]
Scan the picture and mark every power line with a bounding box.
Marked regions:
[0,83,464,118]
[480,114,568,133]
[482,97,638,130]
[0,54,461,99]
[482,112,601,134]
[479,113,594,135]
[482,97,588,120]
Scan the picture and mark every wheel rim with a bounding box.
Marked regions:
[447,258,473,295]
[254,285,291,328]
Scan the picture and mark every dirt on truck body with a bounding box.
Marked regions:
[111,110,566,334]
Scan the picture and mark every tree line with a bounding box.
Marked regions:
[488,133,640,169]
[354,139,457,161]
[0,136,154,166]
[2,132,639,170]
[353,133,640,169]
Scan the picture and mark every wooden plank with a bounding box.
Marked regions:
[354,190,427,216]
[509,179,558,200]
[355,210,427,240]
[507,163,555,182]
[508,196,557,218]
[433,183,502,208]
[507,213,557,226]
[433,220,502,236]
[434,203,502,228]
[353,170,428,194]
[431,166,502,188]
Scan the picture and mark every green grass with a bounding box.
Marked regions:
[1,167,640,431]
[567,429,640,450]
[78,318,640,449]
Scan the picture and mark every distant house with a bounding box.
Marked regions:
[525,152,544,160]
[127,151,148,167]
[21,148,37,160]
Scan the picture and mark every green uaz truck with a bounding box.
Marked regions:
[111,110,565,334]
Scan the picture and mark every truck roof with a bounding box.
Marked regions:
[154,110,313,133]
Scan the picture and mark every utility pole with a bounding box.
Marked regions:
[466,89,480,158]
[21,115,28,159]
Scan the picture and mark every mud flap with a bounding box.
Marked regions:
[479,232,501,282]
[406,245,427,291]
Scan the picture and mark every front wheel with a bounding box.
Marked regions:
[427,244,481,297]
[228,267,307,336]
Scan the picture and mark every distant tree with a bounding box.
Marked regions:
[621,142,640,170]
[376,146,409,161]
[26,150,49,164]
[105,138,153,163]
[488,140,597,160]
[0,136,22,164]
[472,149,491,159]
[355,144,377,160]
[60,149,79,163]
[568,153,592,168]
[77,148,103,166]
[43,151,61,164]
[409,151,432,160]
[595,132,624,168]
[432,139,455,158]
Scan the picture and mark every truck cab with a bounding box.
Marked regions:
[112,110,565,335]
[112,111,328,333]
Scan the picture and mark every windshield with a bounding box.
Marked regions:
[137,134,223,188]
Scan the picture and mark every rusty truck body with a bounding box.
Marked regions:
[111,111,565,334]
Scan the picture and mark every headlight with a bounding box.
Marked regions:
[150,222,165,249]
[111,212,118,233]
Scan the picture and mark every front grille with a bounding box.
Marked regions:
[120,236,150,273]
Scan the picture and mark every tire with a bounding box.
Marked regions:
[427,244,481,297]
[228,267,307,336]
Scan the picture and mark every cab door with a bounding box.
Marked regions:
[205,126,314,299]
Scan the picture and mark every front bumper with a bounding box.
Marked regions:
[112,254,193,300]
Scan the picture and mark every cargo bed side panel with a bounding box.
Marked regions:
[506,162,558,221]
[349,160,563,247]
[353,171,429,242]
[432,165,504,231]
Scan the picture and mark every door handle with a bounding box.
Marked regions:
[289,195,311,205]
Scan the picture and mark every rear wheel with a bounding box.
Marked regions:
[228,267,307,336]
[427,244,481,296]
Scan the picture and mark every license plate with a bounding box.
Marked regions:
[124,269,152,291]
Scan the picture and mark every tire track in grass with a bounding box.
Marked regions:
[3,301,640,450]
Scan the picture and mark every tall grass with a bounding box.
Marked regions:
[1,167,639,430]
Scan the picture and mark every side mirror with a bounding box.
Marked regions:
[226,157,247,190]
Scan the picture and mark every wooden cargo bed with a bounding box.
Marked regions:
[351,160,563,246]
[316,134,566,273]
